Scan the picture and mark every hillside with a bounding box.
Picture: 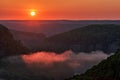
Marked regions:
[38,24,120,53]
[10,30,46,49]
[66,49,120,80]
[0,24,29,58]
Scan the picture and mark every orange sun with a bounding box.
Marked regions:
[30,11,36,16]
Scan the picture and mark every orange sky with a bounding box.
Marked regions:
[0,0,120,20]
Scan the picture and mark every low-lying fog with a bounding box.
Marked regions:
[0,50,112,80]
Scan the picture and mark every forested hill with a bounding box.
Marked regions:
[66,49,120,80]
[38,24,120,53]
[0,24,29,58]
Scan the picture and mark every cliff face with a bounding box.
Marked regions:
[0,24,29,58]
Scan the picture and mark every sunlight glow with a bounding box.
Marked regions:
[30,11,36,16]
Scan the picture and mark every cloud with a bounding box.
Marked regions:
[1,50,111,80]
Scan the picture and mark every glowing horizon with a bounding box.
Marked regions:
[0,0,120,20]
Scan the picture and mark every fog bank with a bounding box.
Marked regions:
[1,50,111,80]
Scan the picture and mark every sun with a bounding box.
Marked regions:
[30,11,36,16]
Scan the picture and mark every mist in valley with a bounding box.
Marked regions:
[0,50,111,80]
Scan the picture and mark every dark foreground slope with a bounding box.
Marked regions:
[66,49,120,80]
[0,24,29,58]
[39,24,120,53]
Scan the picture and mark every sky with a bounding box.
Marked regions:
[0,0,120,20]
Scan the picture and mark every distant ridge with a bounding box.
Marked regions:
[10,29,46,49]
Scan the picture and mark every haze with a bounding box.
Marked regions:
[0,0,120,20]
